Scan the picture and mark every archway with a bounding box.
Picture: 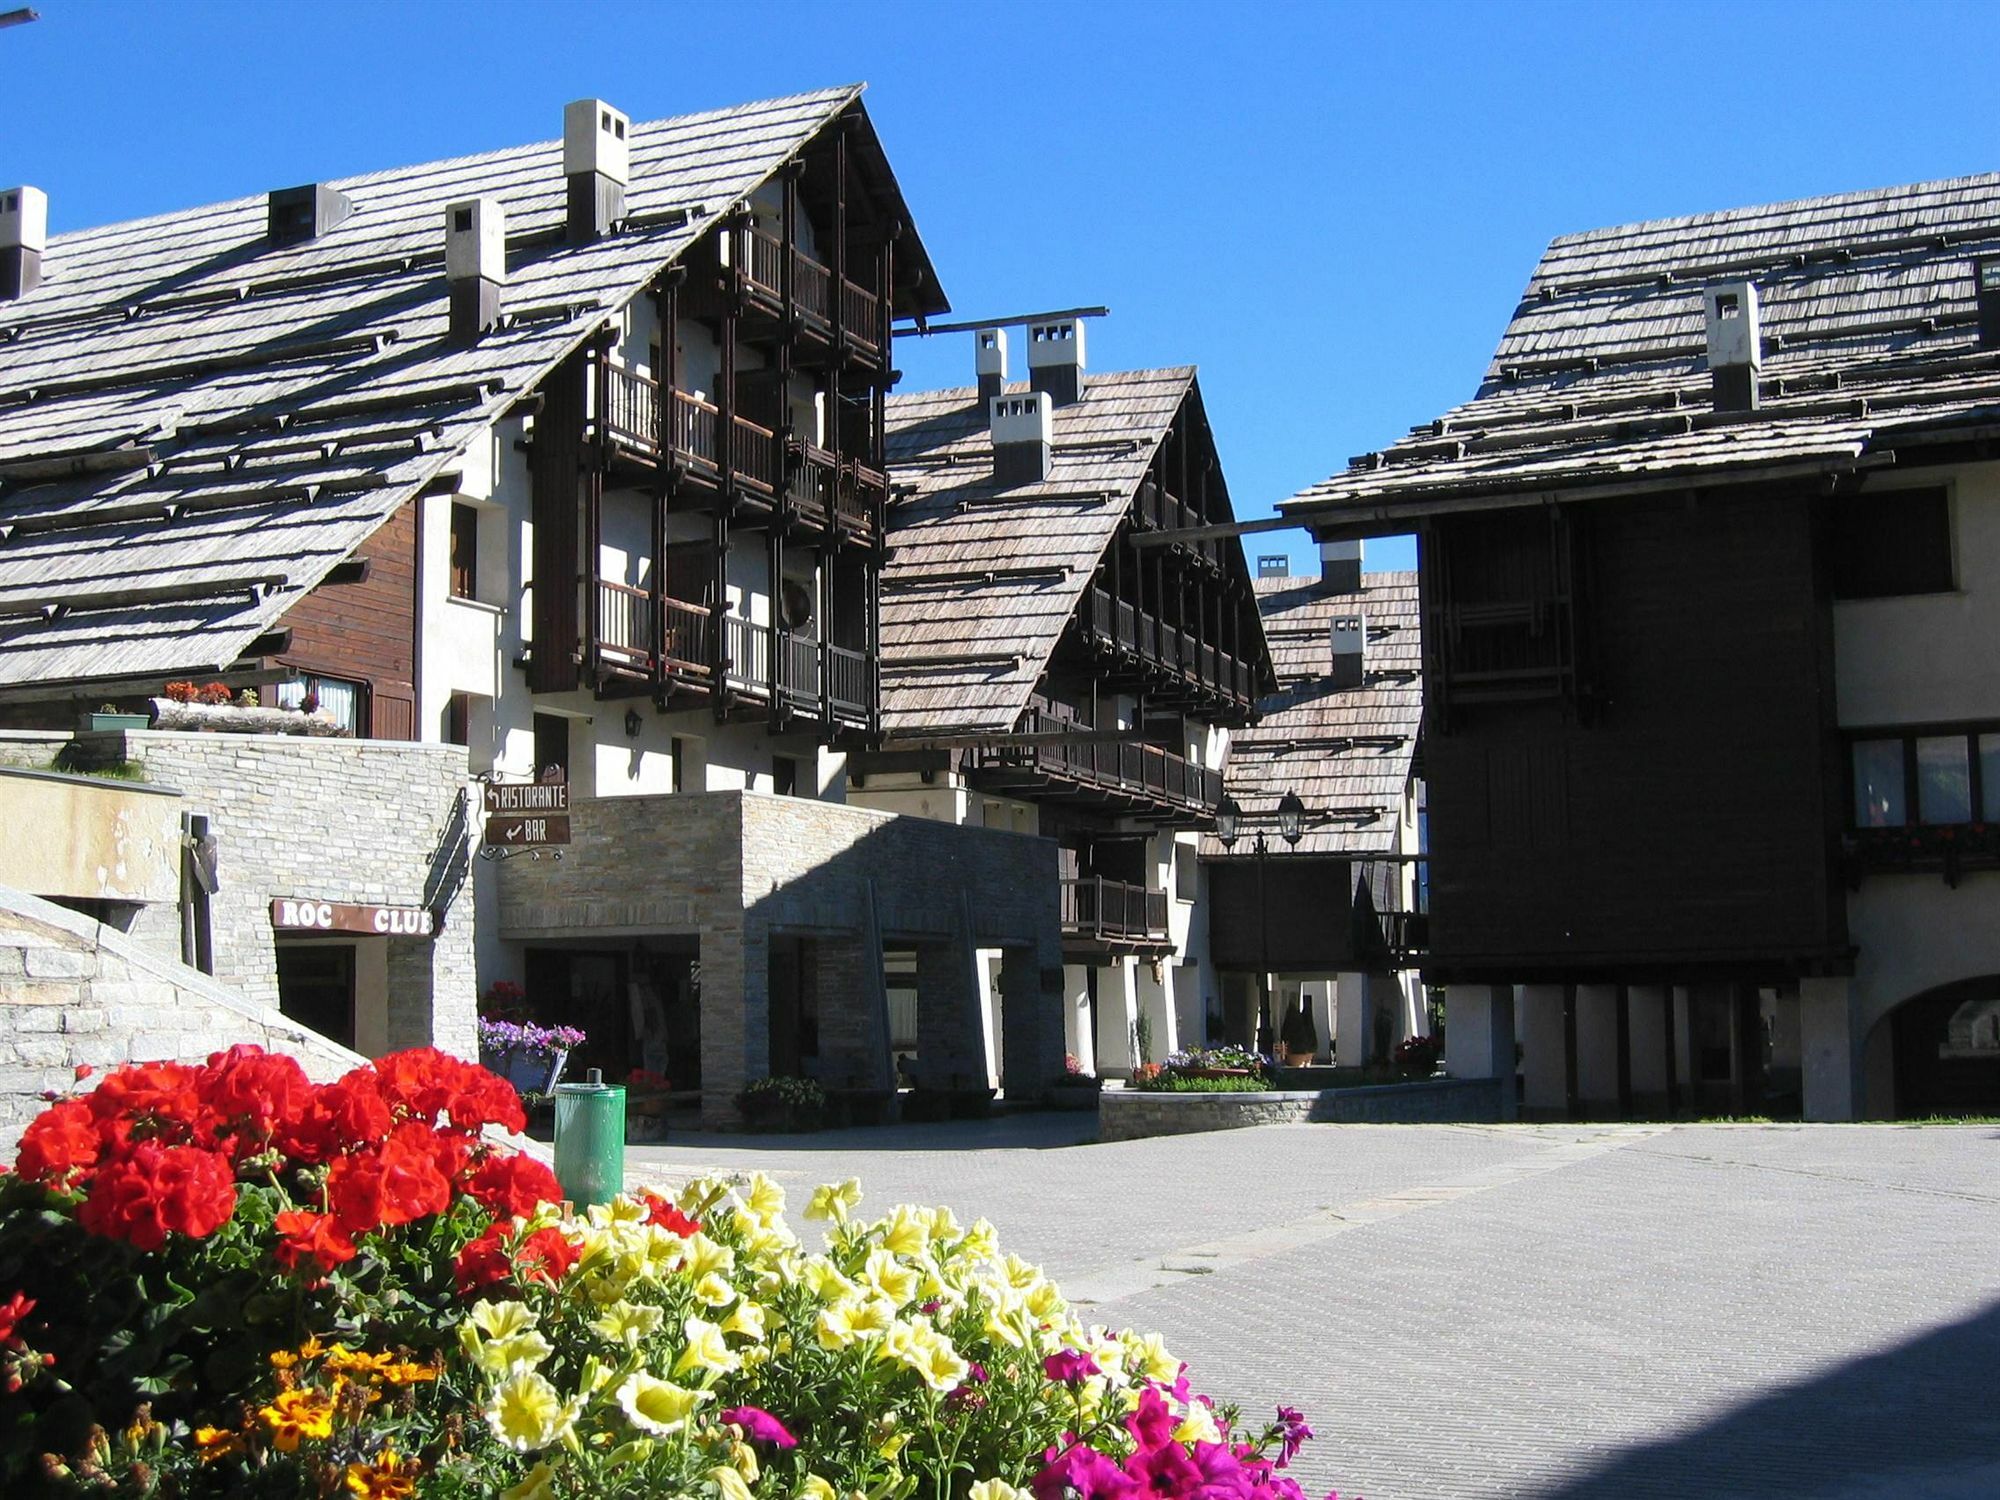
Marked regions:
[1879,977,2000,1119]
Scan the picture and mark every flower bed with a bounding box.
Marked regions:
[1133,1046,1275,1093]
[0,1049,1346,1497]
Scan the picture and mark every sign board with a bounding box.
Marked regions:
[270,898,437,938]
[484,814,572,849]
[482,775,569,815]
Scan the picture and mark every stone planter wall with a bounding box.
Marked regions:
[1098,1077,1505,1142]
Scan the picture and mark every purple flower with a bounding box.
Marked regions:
[1032,1442,1141,1500]
[1274,1406,1314,1469]
[1043,1349,1101,1384]
[721,1406,796,1449]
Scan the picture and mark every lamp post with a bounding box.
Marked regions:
[1217,790,1304,1057]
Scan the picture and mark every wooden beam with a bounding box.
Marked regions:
[1129,514,1308,549]
[903,306,1109,337]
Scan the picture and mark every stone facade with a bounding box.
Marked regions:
[1098,1077,1504,1141]
[498,790,1065,1125]
[0,884,366,1154]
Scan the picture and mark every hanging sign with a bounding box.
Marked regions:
[482,773,569,815]
[483,814,572,848]
[270,899,438,937]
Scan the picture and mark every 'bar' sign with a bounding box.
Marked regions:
[270,899,438,937]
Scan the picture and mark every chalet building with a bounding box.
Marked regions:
[847,332,1275,1079]
[1200,552,1425,1066]
[0,88,1071,1124]
[1283,172,2000,1121]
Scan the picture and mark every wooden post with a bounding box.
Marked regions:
[585,329,612,684]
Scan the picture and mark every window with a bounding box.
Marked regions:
[1917,736,1972,824]
[532,713,570,784]
[449,503,478,600]
[443,692,471,748]
[772,756,800,797]
[1828,487,1953,600]
[1981,735,2000,821]
[670,737,687,794]
[274,673,363,734]
[1174,844,1197,902]
[1852,740,1905,827]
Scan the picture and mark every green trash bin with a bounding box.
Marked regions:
[553,1069,625,1209]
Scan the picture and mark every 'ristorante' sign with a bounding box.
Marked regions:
[269,899,437,937]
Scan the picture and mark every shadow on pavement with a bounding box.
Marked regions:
[1535,1295,2000,1500]
[627,1111,1101,1156]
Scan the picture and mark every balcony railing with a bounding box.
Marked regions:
[1061,877,1169,943]
[788,441,837,524]
[828,643,870,723]
[736,227,882,358]
[1081,588,1253,706]
[600,365,779,496]
[966,709,1224,816]
[716,614,870,719]
[595,581,714,680]
[779,629,821,708]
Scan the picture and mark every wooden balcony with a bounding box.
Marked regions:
[734,226,886,363]
[1061,877,1171,950]
[600,364,876,541]
[1132,480,1221,570]
[590,586,867,727]
[965,709,1225,823]
[1079,587,1257,713]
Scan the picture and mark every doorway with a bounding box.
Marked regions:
[276,941,356,1050]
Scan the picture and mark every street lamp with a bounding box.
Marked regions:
[1216,790,1305,1056]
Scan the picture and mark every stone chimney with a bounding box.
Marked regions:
[445,197,505,345]
[991,391,1053,487]
[1026,319,1085,407]
[1329,610,1365,690]
[1704,281,1761,413]
[564,98,630,243]
[975,327,1008,405]
[1318,538,1361,595]
[267,183,352,245]
[0,186,46,300]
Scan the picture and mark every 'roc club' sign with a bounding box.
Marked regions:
[269,899,438,938]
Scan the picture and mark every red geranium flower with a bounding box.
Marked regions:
[325,1121,451,1233]
[199,1045,313,1158]
[517,1226,579,1286]
[465,1154,563,1220]
[453,1224,512,1294]
[0,1292,35,1349]
[370,1048,464,1123]
[272,1210,357,1275]
[14,1099,102,1186]
[84,1061,208,1146]
[641,1194,701,1237]
[445,1067,527,1135]
[76,1141,236,1252]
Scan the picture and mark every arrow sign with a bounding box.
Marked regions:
[484,814,571,848]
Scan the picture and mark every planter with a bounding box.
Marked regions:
[948,1086,996,1121]
[900,1088,953,1124]
[85,712,151,731]
[480,1047,569,1096]
[1048,1079,1103,1112]
[1187,1067,1251,1080]
[826,1088,892,1128]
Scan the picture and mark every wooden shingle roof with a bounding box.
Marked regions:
[1202,570,1420,859]
[878,367,1195,738]
[0,85,945,690]
[1284,173,2000,523]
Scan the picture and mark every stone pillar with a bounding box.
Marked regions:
[814,931,891,1092]
[999,944,1063,1103]
[915,923,985,1090]
[1627,985,1670,1115]
[1574,983,1622,1117]
[698,917,761,1129]
[1799,976,1859,1122]
[1334,970,1370,1069]
[1518,983,1568,1118]
[1442,983,1516,1120]
[1768,987,1802,1073]
[1094,960,1138,1075]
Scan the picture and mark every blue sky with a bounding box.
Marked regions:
[10,0,2000,573]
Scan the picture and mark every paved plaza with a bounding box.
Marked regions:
[627,1118,2000,1500]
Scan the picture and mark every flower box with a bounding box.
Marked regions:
[84,711,151,731]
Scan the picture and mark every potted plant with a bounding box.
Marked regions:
[476,1019,583,1095]
[84,701,151,732]
[1049,1053,1103,1111]
[736,1075,825,1132]
[1394,1032,1443,1079]
[1280,997,1319,1067]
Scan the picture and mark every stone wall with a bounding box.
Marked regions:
[7,729,480,1060]
[1098,1077,1505,1141]
[0,884,366,1154]
[498,790,1064,1125]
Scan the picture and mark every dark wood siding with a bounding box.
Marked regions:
[529,352,587,694]
[273,500,417,740]
[1207,857,1361,970]
[1424,490,1844,979]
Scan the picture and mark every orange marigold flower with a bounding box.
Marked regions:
[193,1426,244,1463]
[343,1442,420,1499]
[258,1387,335,1452]
[377,1359,440,1386]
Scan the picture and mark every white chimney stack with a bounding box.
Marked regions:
[445,197,506,344]
[1318,538,1361,595]
[1329,610,1366,690]
[975,327,1008,406]
[990,391,1053,487]
[564,98,631,243]
[1026,319,1086,407]
[1704,281,1761,413]
[0,186,46,301]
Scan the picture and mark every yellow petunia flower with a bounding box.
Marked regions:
[739,1171,786,1224]
[878,1204,931,1258]
[681,1232,736,1280]
[500,1460,558,1500]
[804,1178,863,1224]
[692,1271,737,1308]
[674,1315,741,1377]
[614,1371,711,1436]
[860,1249,920,1306]
[815,1303,858,1350]
[484,1372,577,1453]
[708,1465,756,1500]
[968,1482,1033,1500]
[590,1300,666,1347]
[721,1299,767,1342]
